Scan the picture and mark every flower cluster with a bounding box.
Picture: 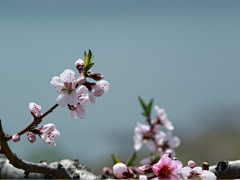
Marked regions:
[11,50,110,148]
[51,58,110,119]
[111,155,216,180]
[134,105,180,159]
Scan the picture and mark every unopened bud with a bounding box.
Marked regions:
[29,102,41,118]
[27,132,36,143]
[113,163,133,178]
[12,134,20,142]
[138,165,153,174]
[201,162,209,170]
[77,74,85,86]
[90,73,104,81]
[103,167,113,175]
[75,59,84,72]
[188,160,196,168]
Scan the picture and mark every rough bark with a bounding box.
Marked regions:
[0,157,107,179]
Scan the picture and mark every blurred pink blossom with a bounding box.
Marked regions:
[152,154,182,179]
[155,106,174,131]
[187,160,196,168]
[133,122,164,152]
[181,166,216,180]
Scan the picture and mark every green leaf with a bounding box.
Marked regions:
[84,51,89,69]
[84,63,95,72]
[138,96,148,116]
[147,98,154,116]
[111,154,120,164]
[88,49,92,64]
[126,152,137,166]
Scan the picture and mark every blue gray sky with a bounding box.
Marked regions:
[1,0,240,173]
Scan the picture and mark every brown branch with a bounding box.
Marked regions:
[5,103,59,141]
[209,160,240,179]
[0,119,73,179]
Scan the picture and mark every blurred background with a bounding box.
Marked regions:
[1,0,240,175]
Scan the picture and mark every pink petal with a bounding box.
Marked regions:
[70,110,77,119]
[76,105,86,119]
[89,90,96,103]
[146,139,156,152]
[68,91,78,106]
[50,76,64,91]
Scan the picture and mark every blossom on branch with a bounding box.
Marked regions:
[157,131,181,157]
[70,86,91,119]
[51,69,78,107]
[152,154,182,179]
[40,123,60,147]
[29,102,41,118]
[89,80,110,103]
[181,166,216,180]
[133,122,164,152]
[155,106,174,131]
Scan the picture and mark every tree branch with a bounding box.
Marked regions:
[0,119,75,179]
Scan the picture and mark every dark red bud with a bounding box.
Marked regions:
[90,73,104,81]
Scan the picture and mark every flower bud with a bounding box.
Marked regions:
[75,59,84,72]
[90,73,104,81]
[12,133,20,142]
[113,163,133,178]
[27,132,36,143]
[138,165,153,174]
[92,80,110,97]
[29,102,41,118]
[188,160,196,168]
[103,167,113,175]
[77,74,85,86]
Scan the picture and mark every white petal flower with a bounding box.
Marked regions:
[155,105,174,131]
[40,123,60,147]
[51,69,78,107]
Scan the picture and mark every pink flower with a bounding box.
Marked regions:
[29,102,41,118]
[89,80,110,103]
[133,122,164,152]
[181,166,216,180]
[12,133,20,142]
[76,73,85,86]
[51,69,78,107]
[70,86,91,119]
[155,106,174,131]
[113,163,134,179]
[27,132,36,143]
[40,123,60,147]
[152,154,183,179]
